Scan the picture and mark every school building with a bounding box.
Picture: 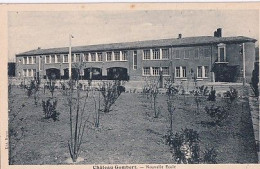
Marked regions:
[15,28,257,84]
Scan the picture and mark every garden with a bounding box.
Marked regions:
[7,77,258,164]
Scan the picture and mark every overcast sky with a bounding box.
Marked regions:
[8,10,259,61]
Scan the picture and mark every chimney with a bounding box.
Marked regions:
[217,28,222,37]
[37,47,41,50]
[178,34,182,39]
[214,31,218,37]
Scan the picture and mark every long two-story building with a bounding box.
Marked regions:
[15,28,257,83]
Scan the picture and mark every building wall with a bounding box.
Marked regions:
[15,41,256,83]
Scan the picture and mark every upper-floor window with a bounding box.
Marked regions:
[106,52,112,61]
[152,49,160,60]
[194,49,199,59]
[33,56,36,64]
[184,50,190,59]
[97,52,103,61]
[218,43,226,62]
[143,67,150,76]
[45,55,50,64]
[83,53,89,62]
[50,55,55,63]
[204,48,210,57]
[122,51,127,61]
[114,51,120,61]
[28,57,32,64]
[162,49,169,59]
[75,54,81,62]
[91,53,96,62]
[55,55,61,63]
[175,50,180,59]
[133,51,137,70]
[143,50,150,60]
[63,54,68,63]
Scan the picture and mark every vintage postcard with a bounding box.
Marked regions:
[0,3,260,169]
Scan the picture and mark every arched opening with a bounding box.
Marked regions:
[63,68,81,80]
[84,67,102,80]
[107,67,128,80]
[46,68,60,80]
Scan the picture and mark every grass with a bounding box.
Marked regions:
[8,86,258,164]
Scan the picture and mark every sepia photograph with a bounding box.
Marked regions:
[3,4,260,166]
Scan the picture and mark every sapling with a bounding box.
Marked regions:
[167,99,176,134]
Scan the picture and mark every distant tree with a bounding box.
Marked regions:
[250,62,259,98]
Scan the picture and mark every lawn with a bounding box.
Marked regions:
[8,86,258,164]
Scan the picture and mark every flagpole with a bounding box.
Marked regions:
[69,34,72,79]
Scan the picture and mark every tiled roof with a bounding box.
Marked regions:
[16,36,257,56]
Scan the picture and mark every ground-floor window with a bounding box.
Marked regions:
[175,66,186,78]
[197,66,209,78]
[23,69,36,77]
[162,67,169,75]
[143,67,150,75]
[152,67,160,76]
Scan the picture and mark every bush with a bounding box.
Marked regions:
[207,86,216,101]
[165,128,200,164]
[100,81,122,113]
[42,98,59,121]
[164,129,217,164]
[204,105,228,126]
[251,62,259,98]
[224,87,238,103]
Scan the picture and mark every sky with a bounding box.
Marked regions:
[8,10,259,61]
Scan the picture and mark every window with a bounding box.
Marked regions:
[75,54,80,62]
[162,67,169,75]
[91,53,96,62]
[152,49,160,60]
[175,67,181,77]
[122,51,127,61]
[56,55,61,63]
[204,48,210,57]
[182,67,187,78]
[51,55,55,63]
[204,66,209,78]
[23,69,27,77]
[33,69,36,77]
[28,69,32,77]
[83,53,89,62]
[152,67,160,76]
[28,57,32,64]
[194,49,199,59]
[143,67,150,75]
[197,66,203,78]
[97,52,103,61]
[114,51,120,61]
[133,51,137,70]
[23,57,26,64]
[175,50,180,59]
[143,50,150,60]
[39,56,42,71]
[63,54,68,63]
[33,56,36,64]
[45,55,50,63]
[106,52,112,61]
[162,49,169,59]
[184,50,190,59]
[218,44,226,62]
[175,66,186,78]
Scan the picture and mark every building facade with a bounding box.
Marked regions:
[15,29,257,83]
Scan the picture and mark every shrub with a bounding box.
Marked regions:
[164,129,217,164]
[100,81,122,113]
[165,129,200,164]
[25,81,35,97]
[224,87,238,103]
[207,86,216,101]
[202,148,217,164]
[204,105,228,126]
[250,62,259,98]
[42,98,59,121]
